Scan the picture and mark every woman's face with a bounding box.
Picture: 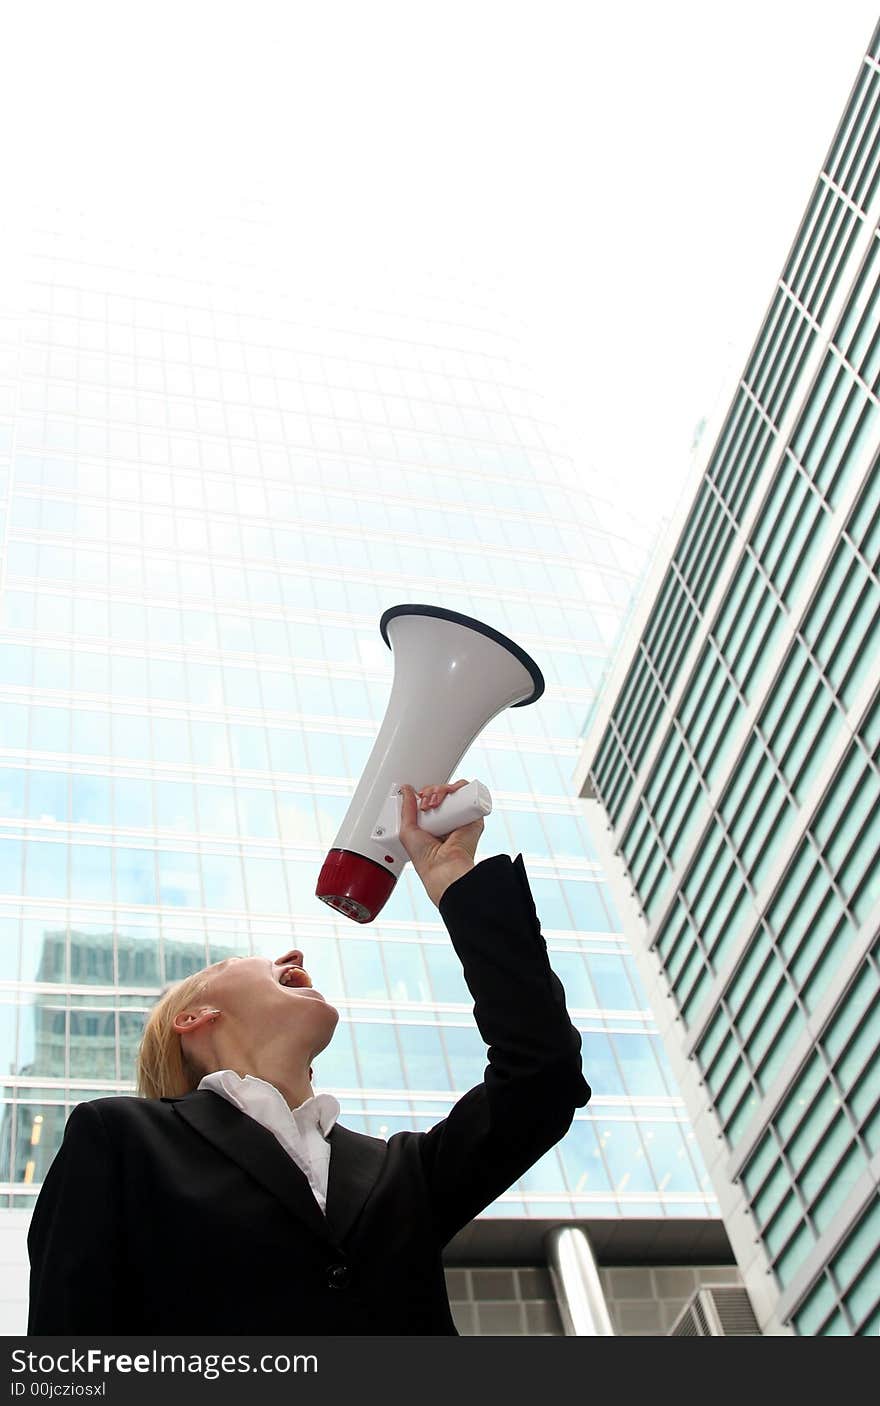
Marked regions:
[200,947,339,1051]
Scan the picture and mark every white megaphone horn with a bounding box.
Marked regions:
[315,604,544,923]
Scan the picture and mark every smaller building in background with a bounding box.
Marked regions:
[577,19,880,1336]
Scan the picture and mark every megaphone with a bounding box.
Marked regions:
[315,604,544,923]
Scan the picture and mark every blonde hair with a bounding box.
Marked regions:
[136,970,212,1100]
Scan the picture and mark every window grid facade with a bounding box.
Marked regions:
[0,203,715,1247]
[582,23,880,1335]
[590,32,880,837]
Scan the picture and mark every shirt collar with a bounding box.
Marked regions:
[199,1070,340,1136]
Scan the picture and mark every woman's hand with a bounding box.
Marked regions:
[398,779,484,908]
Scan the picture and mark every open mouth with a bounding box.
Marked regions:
[279,965,313,989]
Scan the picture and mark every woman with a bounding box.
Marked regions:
[27,781,590,1335]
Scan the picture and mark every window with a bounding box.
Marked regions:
[313,1022,359,1089]
[24,840,67,899]
[339,940,387,1000]
[242,856,288,912]
[71,774,112,827]
[351,1023,404,1089]
[70,843,113,902]
[154,780,197,833]
[398,1024,451,1090]
[157,851,202,908]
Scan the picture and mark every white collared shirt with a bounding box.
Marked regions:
[198,1070,340,1214]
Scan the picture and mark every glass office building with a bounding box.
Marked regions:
[0,195,717,1331]
[578,22,880,1337]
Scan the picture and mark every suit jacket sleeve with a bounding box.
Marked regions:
[417,852,590,1247]
[27,1100,123,1334]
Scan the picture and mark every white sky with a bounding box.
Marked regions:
[5,0,880,536]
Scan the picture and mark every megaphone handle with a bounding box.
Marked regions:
[413,779,493,838]
[370,780,492,844]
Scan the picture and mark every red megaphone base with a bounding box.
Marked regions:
[315,849,397,924]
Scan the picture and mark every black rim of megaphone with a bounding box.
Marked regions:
[379,604,545,707]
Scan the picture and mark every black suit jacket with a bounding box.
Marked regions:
[27,854,591,1335]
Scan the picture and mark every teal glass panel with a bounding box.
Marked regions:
[33,645,72,691]
[224,668,262,709]
[642,1122,702,1193]
[115,933,160,989]
[763,1189,802,1255]
[242,856,288,912]
[613,1033,670,1097]
[562,880,618,932]
[753,1159,791,1226]
[0,644,32,687]
[150,660,187,703]
[798,1110,852,1203]
[589,954,640,1009]
[598,1122,656,1193]
[846,1250,880,1331]
[260,671,297,712]
[71,774,111,827]
[21,918,64,984]
[24,841,66,899]
[236,788,279,840]
[113,778,153,829]
[442,1025,487,1089]
[196,786,239,839]
[331,678,372,720]
[201,854,245,910]
[0,916,19,980]
[810,1141,866,1234]
[304,732,345,776]
[393,871,430,923]
[285,859,320,913]
[115,849,158,907]
[0,702,29,749]
[552,952,596,1010]
[794,1275,836,1335]
[27,771,68,823]
[775,1220,816,1289]
[542,812,595,859]
[530,876,574,930]
[580,1032,624,1097]
[0,1002,17,1076]
[191,722,231,768]
[558,1120,613,1193]
[504,810,549,855]
[423,944,469,1004]
[280,791,321,845]
[397,1024,451,1090]
[154,780,197,833]
[111,714,150,760]
[295,936,341,999]
[341,735,373,777]
[70,844,113,902]
[297,676,335,714]
[383,943,430,1003]
[152,718,190,765]
[157,851,202,908]
[519,1146,567,1193]
[351,1022,404,1088]
[313,1021,359,1088]
[72,651,110,693]
[71,710,111,756]
[339,940,387,1000]
[183,663,222,709]
[268,728,308,774]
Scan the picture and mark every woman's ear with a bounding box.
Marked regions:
[173,1007,220,1035]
